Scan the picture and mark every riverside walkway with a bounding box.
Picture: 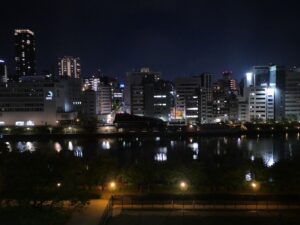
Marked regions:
[67,199,109,225]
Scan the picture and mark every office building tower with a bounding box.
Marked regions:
[99,83,112,115]
[285,68,300,121]
[125,68,160,113]
[82,89,100,123]
[144,80,175,121]
[221,71,238,92]
[212,72,239,122]
[175,73,212,123]
[58,56,81,78]
[0,60,8,83]
[14,29,36,78]
[126,68,174,120]
[248,87,275,121]
[245,65,286,121]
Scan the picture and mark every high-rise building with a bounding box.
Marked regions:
[0,60,8,83]
[81,80,112,124]
[82,89,100,123]
[144,80,175,121]
[212,72,239,122]
[14,29,36,78]
[125,68,160,113]
[125,68,174,120]
[248,87,275,121]
[285,68,300,121]
[269,65,286,121]
[58,56,81,78]
[175,73,212,123]
[244,65,286,121]
[98,83,112,115]
[221,71,238,92]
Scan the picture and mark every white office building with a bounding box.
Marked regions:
[248,87,275,121]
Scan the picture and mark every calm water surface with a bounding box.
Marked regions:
[2,133,300,167]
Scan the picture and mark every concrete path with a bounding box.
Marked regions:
[67,199,109,225]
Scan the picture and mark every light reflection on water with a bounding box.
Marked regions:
[54,142,62,153]
[68,141,73,151]
[154,147,167,162]
[74,146,83,157]
[1,134,300,165]
[16,141,36,153]
[101,140,111,150]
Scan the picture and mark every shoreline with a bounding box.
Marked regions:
[1,128,300,139]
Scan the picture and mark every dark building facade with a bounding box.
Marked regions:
[212,72,239,122]
[144,80,175,121]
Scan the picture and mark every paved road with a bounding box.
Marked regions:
[67,199,109,225]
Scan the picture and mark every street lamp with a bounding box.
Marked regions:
[179,181,188,215]
[250,181,260,191]
[250,181,260,209]
[109,181,117,192]
[108,181,118,200]
[179,181,188,191]
[110,181,116,188]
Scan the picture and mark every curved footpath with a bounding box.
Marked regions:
[67,199,108,225]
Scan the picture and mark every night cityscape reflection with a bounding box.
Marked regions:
[2,0,300,224]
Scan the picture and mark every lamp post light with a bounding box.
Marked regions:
[250,181,260,209]
[109,181,117,194]
[179,181,188,216]
[251,181,260,191]
[109,181,116,190]
[180,181,188,191]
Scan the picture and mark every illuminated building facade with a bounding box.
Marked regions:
[0,60,8,83]
[175,73,212,123]
[0,78,77,126]
[14,29,36,79]
[58,56,81,78]
[125,67,160,113]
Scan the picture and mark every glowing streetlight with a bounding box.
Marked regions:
[179,181,188,191]
[56,182,62,188]
[109,181,117,192]
[250,181,260,191]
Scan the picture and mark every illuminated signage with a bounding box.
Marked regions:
[26,120,35,126]
[16,121,25,126]
[46,91,53,100]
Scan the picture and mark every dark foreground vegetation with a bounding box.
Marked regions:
[0,142,300,224]
[0,206,70,225]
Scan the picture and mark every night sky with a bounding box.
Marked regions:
[1,0,300,81]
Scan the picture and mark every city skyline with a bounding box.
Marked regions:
[1,0,300,80]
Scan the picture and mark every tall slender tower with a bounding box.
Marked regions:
[14,29,36,78]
